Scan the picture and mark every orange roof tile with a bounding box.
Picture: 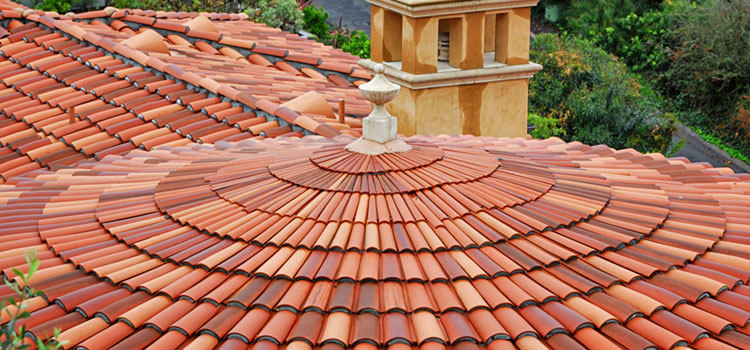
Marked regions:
[0,133,749,349]
[1,2,750,349]
[0,2,367,182]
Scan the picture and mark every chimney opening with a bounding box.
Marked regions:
[438,32,450,62]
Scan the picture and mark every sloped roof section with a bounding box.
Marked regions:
[0,1,366,182]
[0,134,749,349]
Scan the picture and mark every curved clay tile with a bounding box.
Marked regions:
[1,11,750,350]
[280,91,336,119]
[0,133,749,349]
[184,15,218,33]
[120,29,169,54]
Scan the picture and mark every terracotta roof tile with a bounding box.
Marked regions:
[0,10,372,182]
[1,1,750,348]
[0,131,748,348]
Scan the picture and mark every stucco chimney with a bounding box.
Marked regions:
[361,0,543,137]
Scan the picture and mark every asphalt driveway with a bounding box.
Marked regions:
[312,0,371,34]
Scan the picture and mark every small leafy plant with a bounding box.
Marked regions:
[692,127,750,164]
[1,251,62,350]
[341,30,370,59]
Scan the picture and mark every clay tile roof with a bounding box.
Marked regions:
[1,131,750,349]
[2,1,750,349]
[0,0,369,181]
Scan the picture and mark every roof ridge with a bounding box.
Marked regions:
[66,6,371,82]
[75,7,250,21]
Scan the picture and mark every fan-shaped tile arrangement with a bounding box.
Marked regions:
[1,134,749,350]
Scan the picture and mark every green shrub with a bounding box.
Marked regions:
[649,0,750,157]
[529,34,675,153]
[528,113,566,139]
[34,0,73,13]
[563,0,662,38]
[254,0,303,33]
[340,30,370,58]
[588,10,668,71]
[301,5,371,58]
[659,0,750,117]
[302,5,331,41]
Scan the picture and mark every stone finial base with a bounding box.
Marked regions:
[345,138,412,155]
[362,114,397,143]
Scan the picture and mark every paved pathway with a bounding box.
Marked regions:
[671,123,749,173]
[312,0,371,34]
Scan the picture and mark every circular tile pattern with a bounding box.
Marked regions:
[1,135,749,350]
[309,142,445,173]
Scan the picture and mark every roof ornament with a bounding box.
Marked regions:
[345,63,412,155]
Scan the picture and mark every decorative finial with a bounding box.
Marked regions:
[345,64,412,155]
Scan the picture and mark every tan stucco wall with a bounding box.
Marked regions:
[402,16,439,74]
[371,6,403,62]
[506,8,530,65]
[387,79,529,137]
[481,79,528,136]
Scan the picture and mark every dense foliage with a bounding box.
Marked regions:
[302,5,330,41]
[529,34,675,153]
[528,113,565,140]
[544,0,750,160]
[562,0,662,39]
[340,30,370,58]
[658,0,750,155]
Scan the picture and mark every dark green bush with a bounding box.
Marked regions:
[659,0,750,116]
[651,0,750,157]
[302,5,331,41]
[587,10,668,72]
[529,34,675,153]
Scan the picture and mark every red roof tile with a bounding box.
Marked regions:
[0,4,368,183]
[1,1,750,349]
[0,133,748,349]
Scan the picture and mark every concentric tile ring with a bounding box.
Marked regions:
[308,142,445,173]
